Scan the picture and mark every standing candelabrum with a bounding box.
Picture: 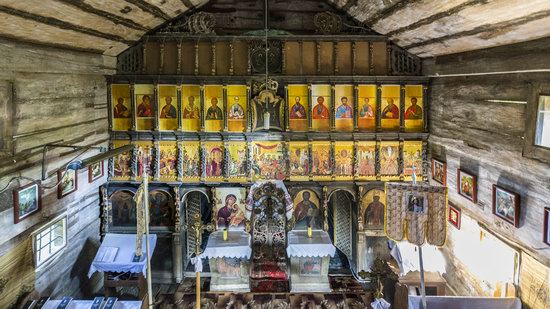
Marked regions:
[189,213,214,308]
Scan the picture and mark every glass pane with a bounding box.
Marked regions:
[34,217,67,267]
[535,95,550,148]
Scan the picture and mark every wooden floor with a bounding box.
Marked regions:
[152,276,373,308]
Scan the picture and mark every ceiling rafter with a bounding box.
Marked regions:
[124,0,172,21]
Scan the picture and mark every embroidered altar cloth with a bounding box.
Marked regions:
[286,230,336,258]
[203,230,252,259]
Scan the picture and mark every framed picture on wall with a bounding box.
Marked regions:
[492,185,520,227]
[88,161,104,183]
[457,169,477,203]
[13,182,41,223]
[431,158,446,186]
[57,169,78,199]
[448,205,461,229]
[544,208,550,246]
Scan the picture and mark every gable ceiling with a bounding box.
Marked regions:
[1,0,550,58]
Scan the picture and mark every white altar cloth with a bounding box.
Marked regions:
[408,296,521,309]
[287,230,336,258]
[87,233,157,278]
[42,300,142,309]
[202,230,252,259]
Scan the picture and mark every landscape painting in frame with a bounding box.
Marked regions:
[544,208,550,246]
[404,85,424,132]
[431,158,446,186]
[204,85,224,132]
[158,85,178,131]
[135,84,155,131]
[380,85,400,131]
[357,85,377,131]
[380,141,400,180]
[88,161,104,183]
[293,189,322,230]
[251,141,285,180]
[311,84,331,131]
[355,141,376,180]
[457,169,477,203]
[493,185,520,227]
[14,182,41,223]
[214,187,246,230]
[311,141,332,181]
[58,169,78,199]
[448,205,461,229]
[181,85,201,132]
[403,141,423,181]
[289,141,309,181]
[334,142,354,181]
[227,85,247,132]
[181,141,200,182]
[159,142,177,182]
[287,84,309,131]
[334,85,354,132]
[111,84,131,131]
[227,141,248,182]
[112,140,131,181]
[203,141,225,182]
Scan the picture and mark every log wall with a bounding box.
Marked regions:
[0,38,115,304]
[426,39,550,307]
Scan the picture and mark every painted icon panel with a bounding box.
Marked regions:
[311,84,331,131]
[293,189,322,230]
[357,85,377,131]
[251,141,285,181]
[158,85,178,131]
[227,141,248,182]
[135,84,155,131]
[135,141,154,180]
[149,190,174,227]
[405,85,424,132]
[289,142,310,181]
[362,189,386,230]
[111,84,131,131]
[181,141,201,182]
[227,85,247,132]
[111,190,136,226]
[334,141,354,181]
[181,85,201,132]
[203,141,224,182]
[403,141,423,180]
[214,187,247,230]
[380,85,400,131]
[355,141,376,180]
[159,141,178,181]
[204,85,224,132]
[288,85,309,131]
[380,141,400,180]
[112,140,132,181]
[334,85,354,132]
[311,141,332,181]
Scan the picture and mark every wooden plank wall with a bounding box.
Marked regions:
[0,37,115,303]
[425,39,550,304]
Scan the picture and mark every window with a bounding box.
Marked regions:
[535,95,550,148]
[0,81,13,157]
[33,216,67,268]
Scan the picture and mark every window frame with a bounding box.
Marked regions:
[524,83,550,164]
[0,80,14,158]
[32,215,68,270]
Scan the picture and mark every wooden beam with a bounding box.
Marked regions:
[404,9,550,50]
[385,0,488,37]
[57,0,151,32]
[0,33,104,55]
[0,4,133,44]
[124,0,172,20]
[180,0,197,9]
[364,0,423,26]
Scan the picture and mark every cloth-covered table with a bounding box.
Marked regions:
[203,230,252,259]
[287,230,336,258]
[87,233,157,278]
[287,230,335,292]
[42,300,142,309]
[203,230,252,292]
[408,296,521,309]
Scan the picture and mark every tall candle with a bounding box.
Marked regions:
[307,225,312,238]
[223,229,228,241]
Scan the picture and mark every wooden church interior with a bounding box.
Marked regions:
[1,0,550,308]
